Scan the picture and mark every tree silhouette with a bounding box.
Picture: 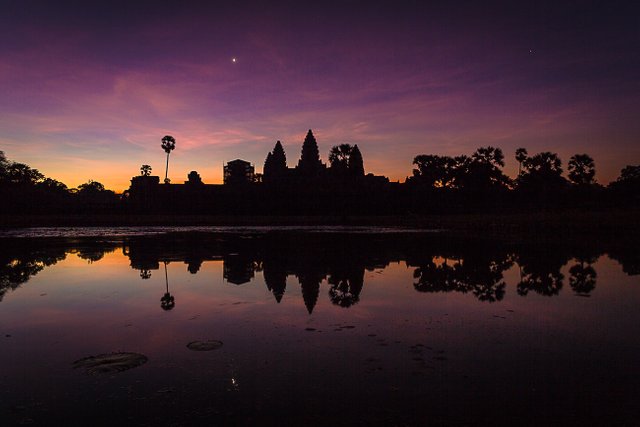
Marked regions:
[38,177,68,194]
[328,143,354,176]
[458,255,511,302]
[523,152,562,175]
[412,155,458,188]
[608,164,640,199]
[161,135,176,184]
[160,261,175,310]
[327,267,364,308]
[472,146,505,167]
[75,180,119,209]
[516,252,566,297]
[0,246,67,302]
[5,162,44,185]
[187,170,203,184]
[569,258,597,296]
[76,180,118,208]
[413,253,510,302]
[0,151,8,176]
[517,151,567,193]
[515,148,528,175]
[568,154,596,186]
[617,165,640,182]
[608,247,640,276]
[413,257,461,293]
[460,146,511,191]
[329,144,351,166]
[77,247,109,263]
[140,164,152,176]
[297,129,322,175]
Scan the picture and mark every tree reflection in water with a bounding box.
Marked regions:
[0,241,67,301]
[328,266,364,308]
[569,255,598,296]
[516,250,567,297]
[412,252,512,302]
[160,261,175,311]
[0,232,635,307]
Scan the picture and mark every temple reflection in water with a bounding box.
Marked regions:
[1,229,640,426]
[2,231,637,308]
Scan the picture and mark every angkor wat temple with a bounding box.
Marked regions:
[126,130,395,215]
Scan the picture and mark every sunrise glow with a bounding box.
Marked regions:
[0,2,638,192]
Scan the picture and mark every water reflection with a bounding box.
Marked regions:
[161,261,175,310]
[1,232,637,306]
[569,256,597,296]
[516,248,567,297]
[412,253,512,302]
[1,231,639,425]
[0,242,67,301]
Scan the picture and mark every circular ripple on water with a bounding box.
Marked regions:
[186,340,224,351]
[73,352,148,374]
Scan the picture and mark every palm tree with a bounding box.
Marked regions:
[140,164,152,176]
[328,143,353,174]
[161,135,176,184]
[160,261,175,310]
[328,144,352,166]
[567,154,595,186]
[515,148,528,175]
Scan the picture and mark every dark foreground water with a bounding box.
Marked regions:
[0,229,639,426]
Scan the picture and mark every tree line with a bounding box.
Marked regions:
[411,147,615,191]
[0,150,119,214]
[1,134,639,215]
[2,232,636,306]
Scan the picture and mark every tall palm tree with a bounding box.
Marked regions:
[567,154,596,186]
[515,148,528,175]
[160,261,175,310]
[161,135,176,184]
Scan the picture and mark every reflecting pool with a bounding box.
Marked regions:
[1,230,639,425]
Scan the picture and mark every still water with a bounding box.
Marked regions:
[1,229,639,425]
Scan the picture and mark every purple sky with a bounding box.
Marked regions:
[1,1,638,190]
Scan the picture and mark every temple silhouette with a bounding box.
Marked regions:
[2,130,639,216]
[126,129,393,215]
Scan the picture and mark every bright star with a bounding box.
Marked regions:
[232,57,237,63]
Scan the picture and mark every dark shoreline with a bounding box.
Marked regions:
[1,208,638,240]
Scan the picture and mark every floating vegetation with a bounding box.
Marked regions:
[186,340,223,351]
[73,352,148,374]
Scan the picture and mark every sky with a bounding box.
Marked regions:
[1,0,639,191]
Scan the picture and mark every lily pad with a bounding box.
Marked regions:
[73,352,148,374]
[186,340,223,351]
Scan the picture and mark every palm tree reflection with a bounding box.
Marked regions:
[413,253,511,302]
[160,261,175,310]
[569,257,597,296]
[516,252,567,297]
[328,267,364,308]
